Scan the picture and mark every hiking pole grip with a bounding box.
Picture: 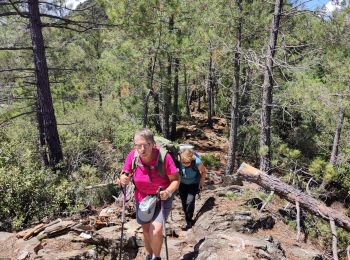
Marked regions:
[119,172,130,190]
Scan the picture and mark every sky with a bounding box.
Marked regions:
[304,0,330,9]
[65,0,84,9]
[303,0,342,12]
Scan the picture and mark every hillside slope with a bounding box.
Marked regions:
[0,113,330,259]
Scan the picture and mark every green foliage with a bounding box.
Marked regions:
[0,164,82,231]
[201,153,221,168]
[0,99,139,231]
[271,144,301,171]
[58,98,140,173]
[309,158,337,183]
[223,191,238,200]
[258,145,269,156]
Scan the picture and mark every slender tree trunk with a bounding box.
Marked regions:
[171,57,180,140]
[330,106,345,165]
[184,64,191,116]
[143,89,153,128]
[260,0,283,172]
[226,0,242,175]
[207,46,214,128]
[153,92,162,133]
[162,15,174,139]
[161,53,171,139]
[197,89,201,111]
[28,0,63,166]
[296,201,301,241]
[144,54,157,128]
[330,218,339,260]
[99,90,102,108]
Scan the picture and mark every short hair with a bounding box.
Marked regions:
[180,148,194,162]
[134,128,155,144]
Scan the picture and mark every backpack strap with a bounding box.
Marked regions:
[132,150,140,173]
[157,147,168,178]
[132,149,168,181]
[191,154,200,176]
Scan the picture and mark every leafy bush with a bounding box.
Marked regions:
[0,99,140,231]
[201,153,221,168]
[58,100,140,173]
[309,157,337,183]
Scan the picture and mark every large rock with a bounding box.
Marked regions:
[0,232,42,260]
[289,246,323,260]
[195,231,286,260]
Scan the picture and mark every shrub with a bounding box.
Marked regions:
[201,153,221,168]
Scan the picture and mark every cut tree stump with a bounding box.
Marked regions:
[237,163,350,232]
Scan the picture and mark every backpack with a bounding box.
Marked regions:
[179,150,201,182]
[131,136,181,180]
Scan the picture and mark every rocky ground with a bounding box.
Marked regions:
[0,114,331,259]
[0,180,326,259]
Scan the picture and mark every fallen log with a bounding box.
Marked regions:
[237,163,350,232]
[16,223,45,239]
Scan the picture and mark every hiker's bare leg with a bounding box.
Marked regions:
[141,223,153,255]
[149,221,163,256]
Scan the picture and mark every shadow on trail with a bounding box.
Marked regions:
[181,238,205,260]
[192,196,215,225]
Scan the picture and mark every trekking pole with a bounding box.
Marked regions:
[119,173,128,260]
[158,187,169,260]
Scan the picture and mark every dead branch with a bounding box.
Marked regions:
[296,200,301,242]
[330,218,339,260]
[237,163,350,232]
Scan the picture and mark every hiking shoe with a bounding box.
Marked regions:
[181,222,192,231]
[145,255,152,260]
[153,257,161,260]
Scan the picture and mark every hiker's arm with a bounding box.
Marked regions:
[198,163,207,189]
[160,173,180,200]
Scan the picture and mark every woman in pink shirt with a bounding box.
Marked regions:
[119,128,180,260]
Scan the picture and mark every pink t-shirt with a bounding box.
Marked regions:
[122,147,178,202]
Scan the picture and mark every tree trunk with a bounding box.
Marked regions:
[171,57,180,140]
[330,218,339,260]
[330,106,345,165]
[143,89,153,128]
[260,0,283,172]
[197,89,201,111]
[99,90,102,108]
[184,65,191,117]
[36,102,49,165]
[143,54,157,128]
[153,92,162,133]
[162,15,174,139]
[226,0,242,175]
[237,163,350,232]
[207,46,214,128]
[28,0,63,166]
[161,53,171,139]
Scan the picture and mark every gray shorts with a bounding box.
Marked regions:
[136,197,173,225]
